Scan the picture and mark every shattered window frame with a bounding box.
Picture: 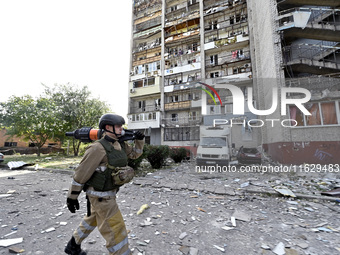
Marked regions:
[289,100,340,127]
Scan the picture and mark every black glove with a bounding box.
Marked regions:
[134,131,145,140]
[67,198,79,213]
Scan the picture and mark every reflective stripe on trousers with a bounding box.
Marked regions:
[74,219,97,241]
[73,195,130,255]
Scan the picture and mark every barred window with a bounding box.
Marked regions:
[164,127,199,141]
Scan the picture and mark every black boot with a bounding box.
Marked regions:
[64,236,87,255]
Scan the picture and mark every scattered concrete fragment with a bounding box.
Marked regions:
[240,182,250,188]
[318,227,332,232]
[179,232,188,240]
[136,241,148,246]
[0,238,23,247]
[221,226,234,231]
[179,245,190,254]
[0,194,12,198]
[274,187,296,198]
[296,241,308,249]
[272,242,285,255]
[304,207,314,212]
[7,161,33,170]
[286,201,298,205]
[44,227,56,233]
[8,246,24,253]
[261,244,271,250]
[232,210,251,222]
[285,248,299,255]
[231,217,236,227]
[189,247,199,255]
[213,245,225,252]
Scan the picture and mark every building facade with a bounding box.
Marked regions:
[0,128,62,153]
[128,0,340,164]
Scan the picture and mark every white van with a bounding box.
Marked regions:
[196,126,231,166]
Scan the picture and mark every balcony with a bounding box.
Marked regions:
[128,111,161,129]
[204,0,247,15]
[129,77,161,97]
[165,62,201,76]
[282,43,340,75]
[161,116,202,127]
[204,31,249,51]
[133,25,162,39]
[134,13,162,33]
[164,100,191,110]
[277,0,340,9]
[277,7,340,42]
[134,0,162,17]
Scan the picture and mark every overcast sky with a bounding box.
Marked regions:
[0,0,132,119]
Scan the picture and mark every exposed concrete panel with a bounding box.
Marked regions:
[278,0,340,8]
[264,141,340,164]
[283,28,340,42]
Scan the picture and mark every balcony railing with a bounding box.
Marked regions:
[164,100,191,110]
[282,43,340,70]
[161,116,202,127]
[278,7,340,30]
[134,16,162,33]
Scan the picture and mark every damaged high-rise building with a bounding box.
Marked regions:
[128,0,340,164]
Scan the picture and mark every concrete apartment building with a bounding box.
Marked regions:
[128,0,340,164]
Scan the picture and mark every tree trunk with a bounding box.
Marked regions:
[36,146,41,157]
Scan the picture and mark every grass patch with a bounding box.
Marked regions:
[3,154,82,170]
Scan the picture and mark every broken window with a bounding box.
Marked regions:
[306,103,321,126]
[289,101,339,126]
[189,111,198,120]
[138,101,146,111]
[171,113,178,122]
[210,54,218,65]
[230,16,234,25]
[289,106,305,126]
[146,77,155,86]
[164,127,199,141]
[321,102,338,125]
[133,80,144,88]
[210,72,219,78]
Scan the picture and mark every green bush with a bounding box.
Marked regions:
[170,147,188,163]
[144,144,170,169]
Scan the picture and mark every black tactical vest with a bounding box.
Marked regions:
[86,138,128,191]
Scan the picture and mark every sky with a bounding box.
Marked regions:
[0,0,132,119]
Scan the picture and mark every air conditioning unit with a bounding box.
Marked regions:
[130,88,136,93]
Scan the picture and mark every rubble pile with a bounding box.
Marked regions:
[0,163,339,254]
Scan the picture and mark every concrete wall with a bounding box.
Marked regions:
[247,0,288,146]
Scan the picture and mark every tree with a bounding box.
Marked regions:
[0,95,62,156]
[43,83,110,156]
